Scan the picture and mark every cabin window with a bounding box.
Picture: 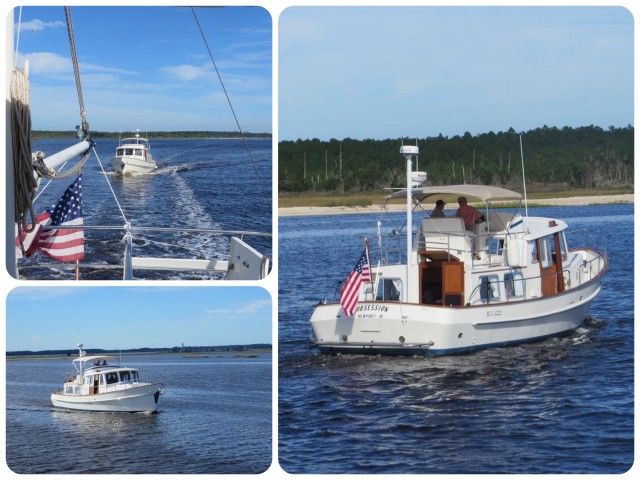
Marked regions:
[376,278,402,302]
[479,275,500,302]
[134,149,142,156]
[504,271,525,299]
[559,232,568,261]
[106,373,119,384]
[531,241,538,263]
[120,371,131,382]
[540,237,552,268]
[486,237,504,256]
[125,148,134,156]
[132,371,139,382]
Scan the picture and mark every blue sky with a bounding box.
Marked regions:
[5,287,272,351]
[279,5,634,141]
[12,5,272,133]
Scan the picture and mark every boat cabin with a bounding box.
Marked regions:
[373,185,604,310]
[116,138,151,161]
[63,355,142,396]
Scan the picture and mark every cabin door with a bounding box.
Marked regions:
[419,259,464,306]
[537,237,558,296]
[442,262,464,306]
[420,261,442,305]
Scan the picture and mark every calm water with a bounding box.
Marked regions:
[6,352,272,474]
[17,137,272,280]
[278,204,634,474]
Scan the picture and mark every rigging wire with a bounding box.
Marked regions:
[91,147,129,224]
[14,6,22,67]
[190,7,270,204]
[64,6,89,136]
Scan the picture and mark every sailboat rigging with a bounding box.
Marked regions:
[8,6,272,280]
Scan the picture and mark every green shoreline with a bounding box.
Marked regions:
[278,187,633,209]
[6,349,272,361]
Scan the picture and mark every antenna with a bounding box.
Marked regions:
[519,134,529,218]
[400,144,419,303]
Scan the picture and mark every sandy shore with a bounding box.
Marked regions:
[278,194,633,217]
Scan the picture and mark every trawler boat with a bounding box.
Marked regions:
[51,345,164,412]
[309,145,607,356]
[110,131,157,174]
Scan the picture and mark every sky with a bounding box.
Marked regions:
[279,5,634,141]
[11,5,272,133]
[5,286,272,352]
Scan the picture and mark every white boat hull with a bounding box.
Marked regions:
[51,383,163,412]
[110,155,157,175]
[310,278,602,356]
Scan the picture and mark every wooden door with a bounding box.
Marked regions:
[442,262,464,306]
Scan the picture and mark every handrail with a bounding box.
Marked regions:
[42,224,272,238]
[18,223,272,279]
[466,252,606,305]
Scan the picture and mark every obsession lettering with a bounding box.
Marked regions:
[355,304,390,313]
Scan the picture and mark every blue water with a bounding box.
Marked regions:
[278,203,634,474]
[6,352,272,474]
[17,137,272,279]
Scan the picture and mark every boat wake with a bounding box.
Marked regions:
[153,161,219,175]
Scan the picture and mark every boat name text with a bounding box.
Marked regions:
[356,304,390,313]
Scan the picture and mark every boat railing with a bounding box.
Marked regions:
[382,229,502,265]
[466,253,606,305]
[100,379,163,394]
[17,224,272,279]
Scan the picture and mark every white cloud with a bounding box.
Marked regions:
[161,64,212,81]
[19,51,71,77]
[206,299,271,317]
[18,18,65,32]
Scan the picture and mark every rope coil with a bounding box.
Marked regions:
[11,67,38,234]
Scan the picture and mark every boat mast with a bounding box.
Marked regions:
[400,145,419,302]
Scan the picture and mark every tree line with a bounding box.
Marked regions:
[278,125,633,193]
[6,344,272,357]
[32,130,271,140]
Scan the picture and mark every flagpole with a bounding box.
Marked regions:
[75,168,82,280]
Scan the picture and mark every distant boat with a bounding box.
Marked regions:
[309,144,608,356]
[110,130,157,175]
[51,344,164,412]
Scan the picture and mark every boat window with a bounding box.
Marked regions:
[559,232,568,261]
[540,236,552,268]
[479,275,500,302]
[119,371,131,382]
[376,278,402,302]
[125,148,134,156]
[132,371,139,382]
[504,271,525,299]
[134,149,142,156]
[106,373,119,384]
[531,241,538,263]
[486,237,504,255]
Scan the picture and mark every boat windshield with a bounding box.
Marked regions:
[122,138,148,146]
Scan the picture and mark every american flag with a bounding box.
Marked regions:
[16,175,85,262]
[340,245,371,316]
